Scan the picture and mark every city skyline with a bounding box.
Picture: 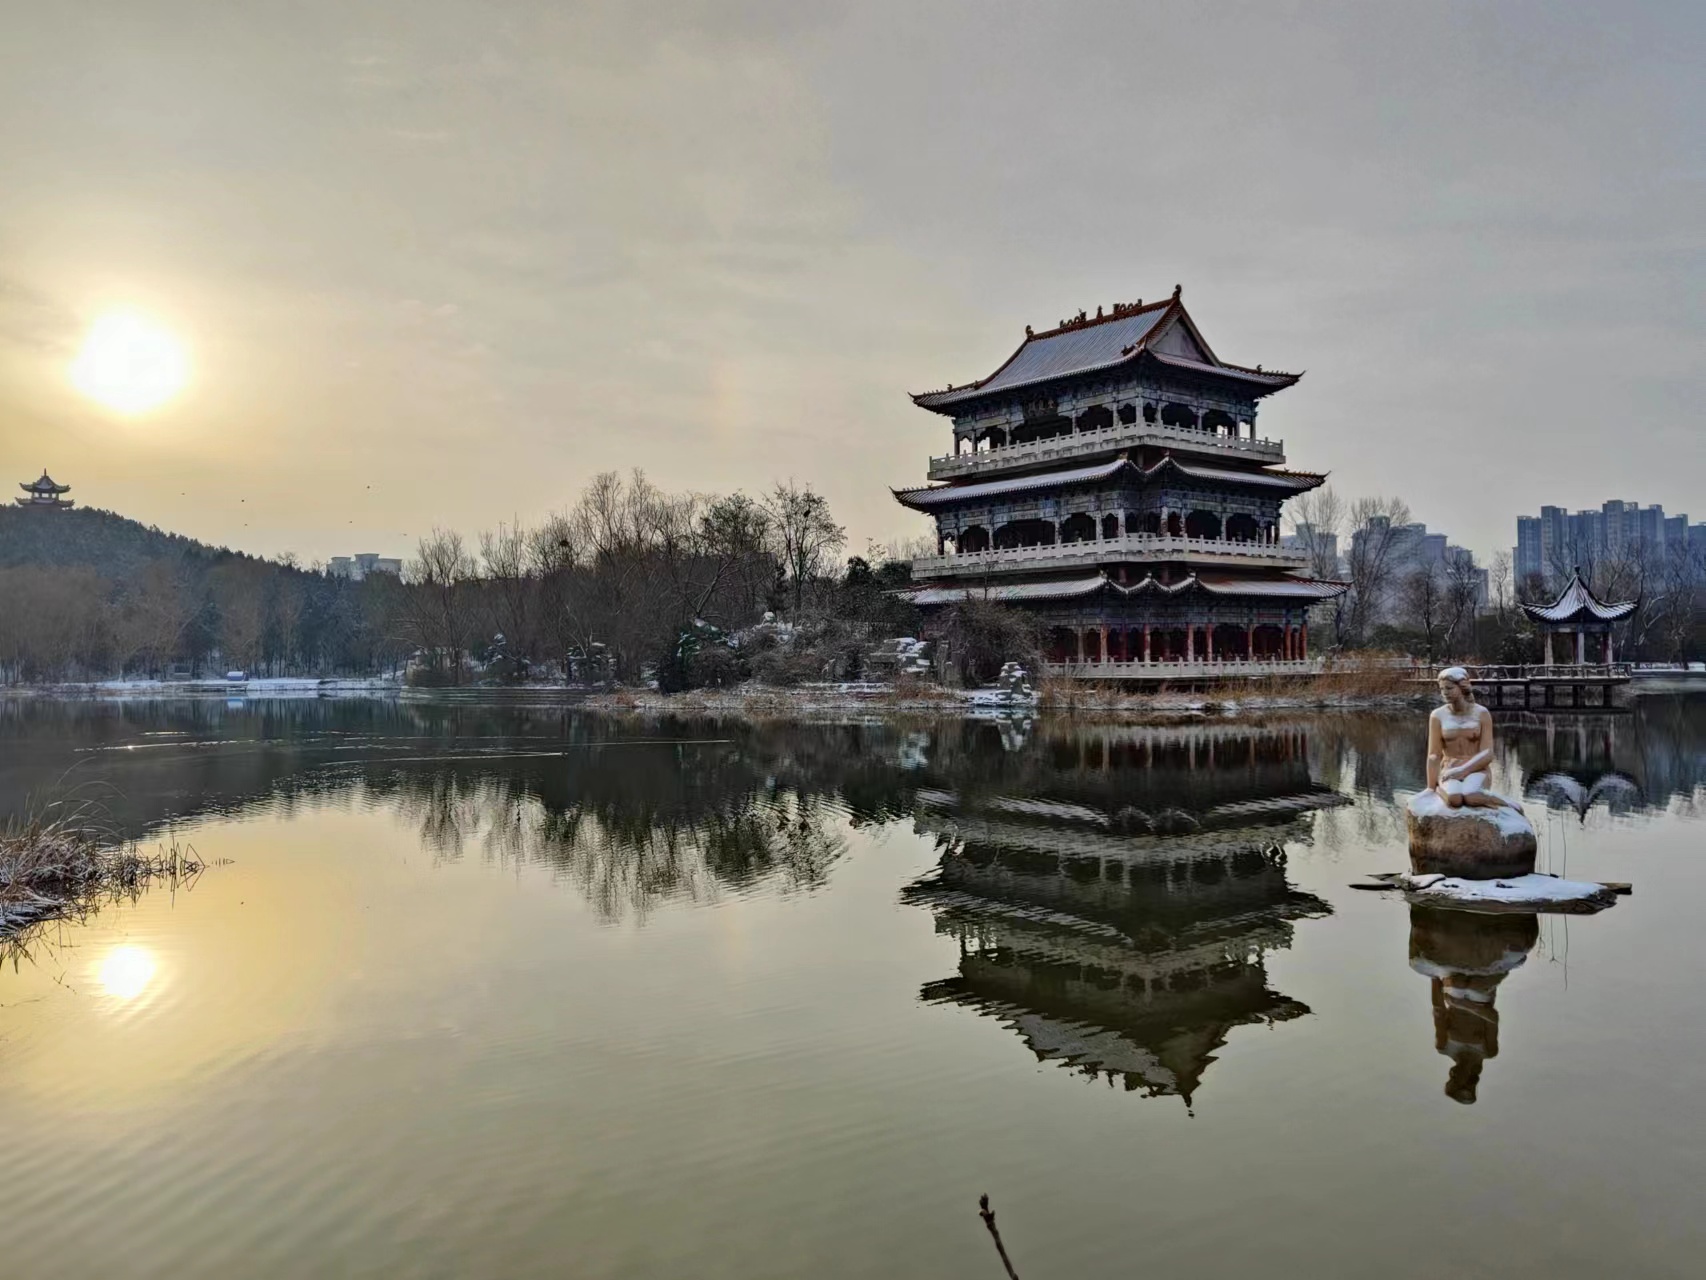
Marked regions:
[1517,499,1706,587]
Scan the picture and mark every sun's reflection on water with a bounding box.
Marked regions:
[97,945,157,1001]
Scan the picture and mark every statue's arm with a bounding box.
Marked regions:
[1426,712,1444,790]
[1443,709,1495,780]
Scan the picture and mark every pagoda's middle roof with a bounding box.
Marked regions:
[893,455,1324,509]
[903,571,1347,607]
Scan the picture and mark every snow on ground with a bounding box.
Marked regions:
[1400,872,1615,909]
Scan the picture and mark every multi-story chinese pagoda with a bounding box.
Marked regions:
[894,287,1345,674]
[15,470,74,510]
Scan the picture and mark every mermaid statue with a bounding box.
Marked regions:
[1426,667,1522,813]
[1407,667,1536,877]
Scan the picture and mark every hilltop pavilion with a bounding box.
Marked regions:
[894,287,1345,676]
[15,471,74,510]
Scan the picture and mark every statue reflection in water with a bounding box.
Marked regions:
[1408,906,1540,1104]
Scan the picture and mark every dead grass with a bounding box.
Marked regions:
[0,806,203,942]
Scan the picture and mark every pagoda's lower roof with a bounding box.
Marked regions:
[893,455,1325,510]
[904,570,1346,607]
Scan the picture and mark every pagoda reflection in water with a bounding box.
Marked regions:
[903,724,1340,1105]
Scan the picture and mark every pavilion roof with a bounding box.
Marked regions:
[892,454,1326,510]
[911,291,1301,413]
[20,471,70,494]
[1519,569,1636,624]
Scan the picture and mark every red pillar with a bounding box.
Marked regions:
[1142,625,1152,662]
[1186,625,1195,662]
[1246,623,1255,661]
[1299,624,1308,660]
[1206,625,1215,661]
[1099,626,1109,665]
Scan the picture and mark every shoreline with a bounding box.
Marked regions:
[0,675,1432,723]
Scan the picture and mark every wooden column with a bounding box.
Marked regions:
[1300,623,1308,660]
[1575,629,1585,665]
[1246,623,1255,660]
[1142,625,1152,662]
[1205,626,1215,661]
[1544,631,1554,666]
[1185,625,1195,662]
[1099,626,1109,665]
[1606,631,1615,664]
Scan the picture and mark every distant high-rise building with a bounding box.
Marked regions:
[1515,515,1543,585]
[1517,500,1693,587]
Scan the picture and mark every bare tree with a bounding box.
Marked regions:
[480,520,535,660]
[1441,554,1483,659]
[1402,565,1446,661]
[1342,496,1413,647]
[764,480,845,615]
[1487,550,1514,625]
[403,527,479,681]
[1286,485,1345,580]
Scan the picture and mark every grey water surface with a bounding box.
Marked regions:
[2,696,1703,1279]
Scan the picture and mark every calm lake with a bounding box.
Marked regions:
[2,695,1704,1279]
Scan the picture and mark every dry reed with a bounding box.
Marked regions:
[0,806,203,940]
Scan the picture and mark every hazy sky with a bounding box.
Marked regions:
[1,1,1700,565]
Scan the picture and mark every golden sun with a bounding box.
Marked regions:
[70,310,190,414]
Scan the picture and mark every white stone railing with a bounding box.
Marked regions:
[1043,658,1323,681]
[912,535,1307,577]
[927,423,1284,480]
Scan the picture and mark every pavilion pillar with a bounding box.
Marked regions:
[1246,623,1255,661]
[1099,626,1109,665]
[1544,631,1554,666]
[1575,629,1585,666]
[1300,623,1308,660]
[1606,631,1615,665]
[1206,625,1215,661]
[1186,625,1195,662]
[1142,625,1152,663]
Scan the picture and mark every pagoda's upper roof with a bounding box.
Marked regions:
[893,454,1325,510]
[912,290,1301,413]
[20,471,70,494]
[1519,569,1636,624]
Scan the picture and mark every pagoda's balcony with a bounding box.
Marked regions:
[912,535,1308,578]
[927,423,1284,481]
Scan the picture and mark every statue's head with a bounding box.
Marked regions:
[1436,666,1472,708]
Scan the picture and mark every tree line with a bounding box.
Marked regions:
[0,474,924,686]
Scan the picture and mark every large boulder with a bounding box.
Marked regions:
[1405,789,1537,879]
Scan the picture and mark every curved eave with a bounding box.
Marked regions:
[1143,352,1302,394]
[892,455,1325,511]
[1519,602,1637,623]
[904,571,1350,607]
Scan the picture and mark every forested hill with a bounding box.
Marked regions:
[0,505,253,578]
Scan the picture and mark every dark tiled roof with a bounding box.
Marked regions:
[1520,570,1636,623]
[913,295,1300,411]
[905,571,1348,606]
[892,455,1325,510]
